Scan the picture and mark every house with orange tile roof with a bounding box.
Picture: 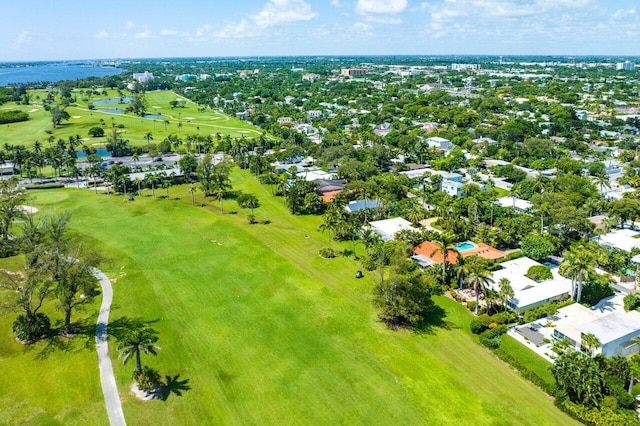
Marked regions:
[413,240,506,267]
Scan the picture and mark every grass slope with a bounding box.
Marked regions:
[0,172,578,425]
[0,89,259,149]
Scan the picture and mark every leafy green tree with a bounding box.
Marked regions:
[521,234,555,262]
[117,327,160,376]
[178,154,198,179]
[372,259,437,328]
[50,104,70,127]
[0,177,28,242]
[552,350,606,407]
[88,126,105,137]
[198,154,232,200]
[126,93,147,117]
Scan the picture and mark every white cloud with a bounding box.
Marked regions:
[353,22,373,33]
[364,15,402,24]
[251,0,318,28]
[133,30,152,39]
[611,8,636,20]
[11,31,31,49]
[213,20,258,39]
[126,21,135,29]
[160,29,179,36]
[420,0,607,43]
[94,30,109,39]
[356,0,407,15]
[331,0,348,6]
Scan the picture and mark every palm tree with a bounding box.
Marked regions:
[189,183,197,206]
[498,277,514,311]
[581,333,600,356]
[431,232,457,282]
[144,132,153,146]
[465,264,494,315]
[117,327,160,376]
[560,243,597,303]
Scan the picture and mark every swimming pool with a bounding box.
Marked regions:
[455,241,477,252]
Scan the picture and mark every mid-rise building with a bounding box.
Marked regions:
[341,68,366,77]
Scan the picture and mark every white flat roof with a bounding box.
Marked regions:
[553,303,602,344]
[488,257,572,310]
[596,229,640,253]
[495,196,532,211]
[369,217,416,241]
[129,167,181,181]
[577,311,640,345]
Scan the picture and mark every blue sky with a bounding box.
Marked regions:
[3,0,639,61]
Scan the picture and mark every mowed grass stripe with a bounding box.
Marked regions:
[13,173,578,425]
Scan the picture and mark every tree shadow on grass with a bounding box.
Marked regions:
[105,316,161,341]
[38,315,161,357]
[159,374,191,401]
[412,304,455,334]
[31,316,98,359]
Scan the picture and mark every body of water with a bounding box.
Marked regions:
[94,108,164,119]
[77,148,111,158]
[0,63,123,86]
[92,97,133,105]
[97,108,125,114]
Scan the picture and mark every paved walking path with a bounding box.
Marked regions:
[93,267,127,426]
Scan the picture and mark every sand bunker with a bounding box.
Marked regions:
[72,116,82,119]
[19,205,38,214]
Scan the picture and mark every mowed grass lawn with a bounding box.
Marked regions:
[0,170,578,425]
[0,89,260,149]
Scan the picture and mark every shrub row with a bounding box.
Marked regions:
[26,183,65,190]
[0,110,29,124]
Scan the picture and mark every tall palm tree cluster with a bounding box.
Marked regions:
[1,137,82,181]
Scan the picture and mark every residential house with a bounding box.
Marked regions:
[369,218,416,241]
[487,257,572,315]
[426,137,454,154]
[345,199,383,213]
[495,196,533,212]
[553,303,640,357]
[440,172,464,197]
[596,229,640,253]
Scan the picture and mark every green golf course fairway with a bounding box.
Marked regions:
[0,89,260,149]
[0,170,578,425]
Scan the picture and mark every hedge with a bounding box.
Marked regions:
[26,183,65,190]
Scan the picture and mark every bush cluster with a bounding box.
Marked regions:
[318,247,336,258]
[25,183,65,190]
[624,293,640,312]
[0,110,29,124]
[12,313,51,343]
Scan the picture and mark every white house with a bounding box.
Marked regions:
[307,110,322,119]
[487,257,572,314]
[426,137,454,153]
[553,303,640,357]
[596,229,640,253]
[495,196,533,212]
[440,172,464,197]
[368,218,416,241]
